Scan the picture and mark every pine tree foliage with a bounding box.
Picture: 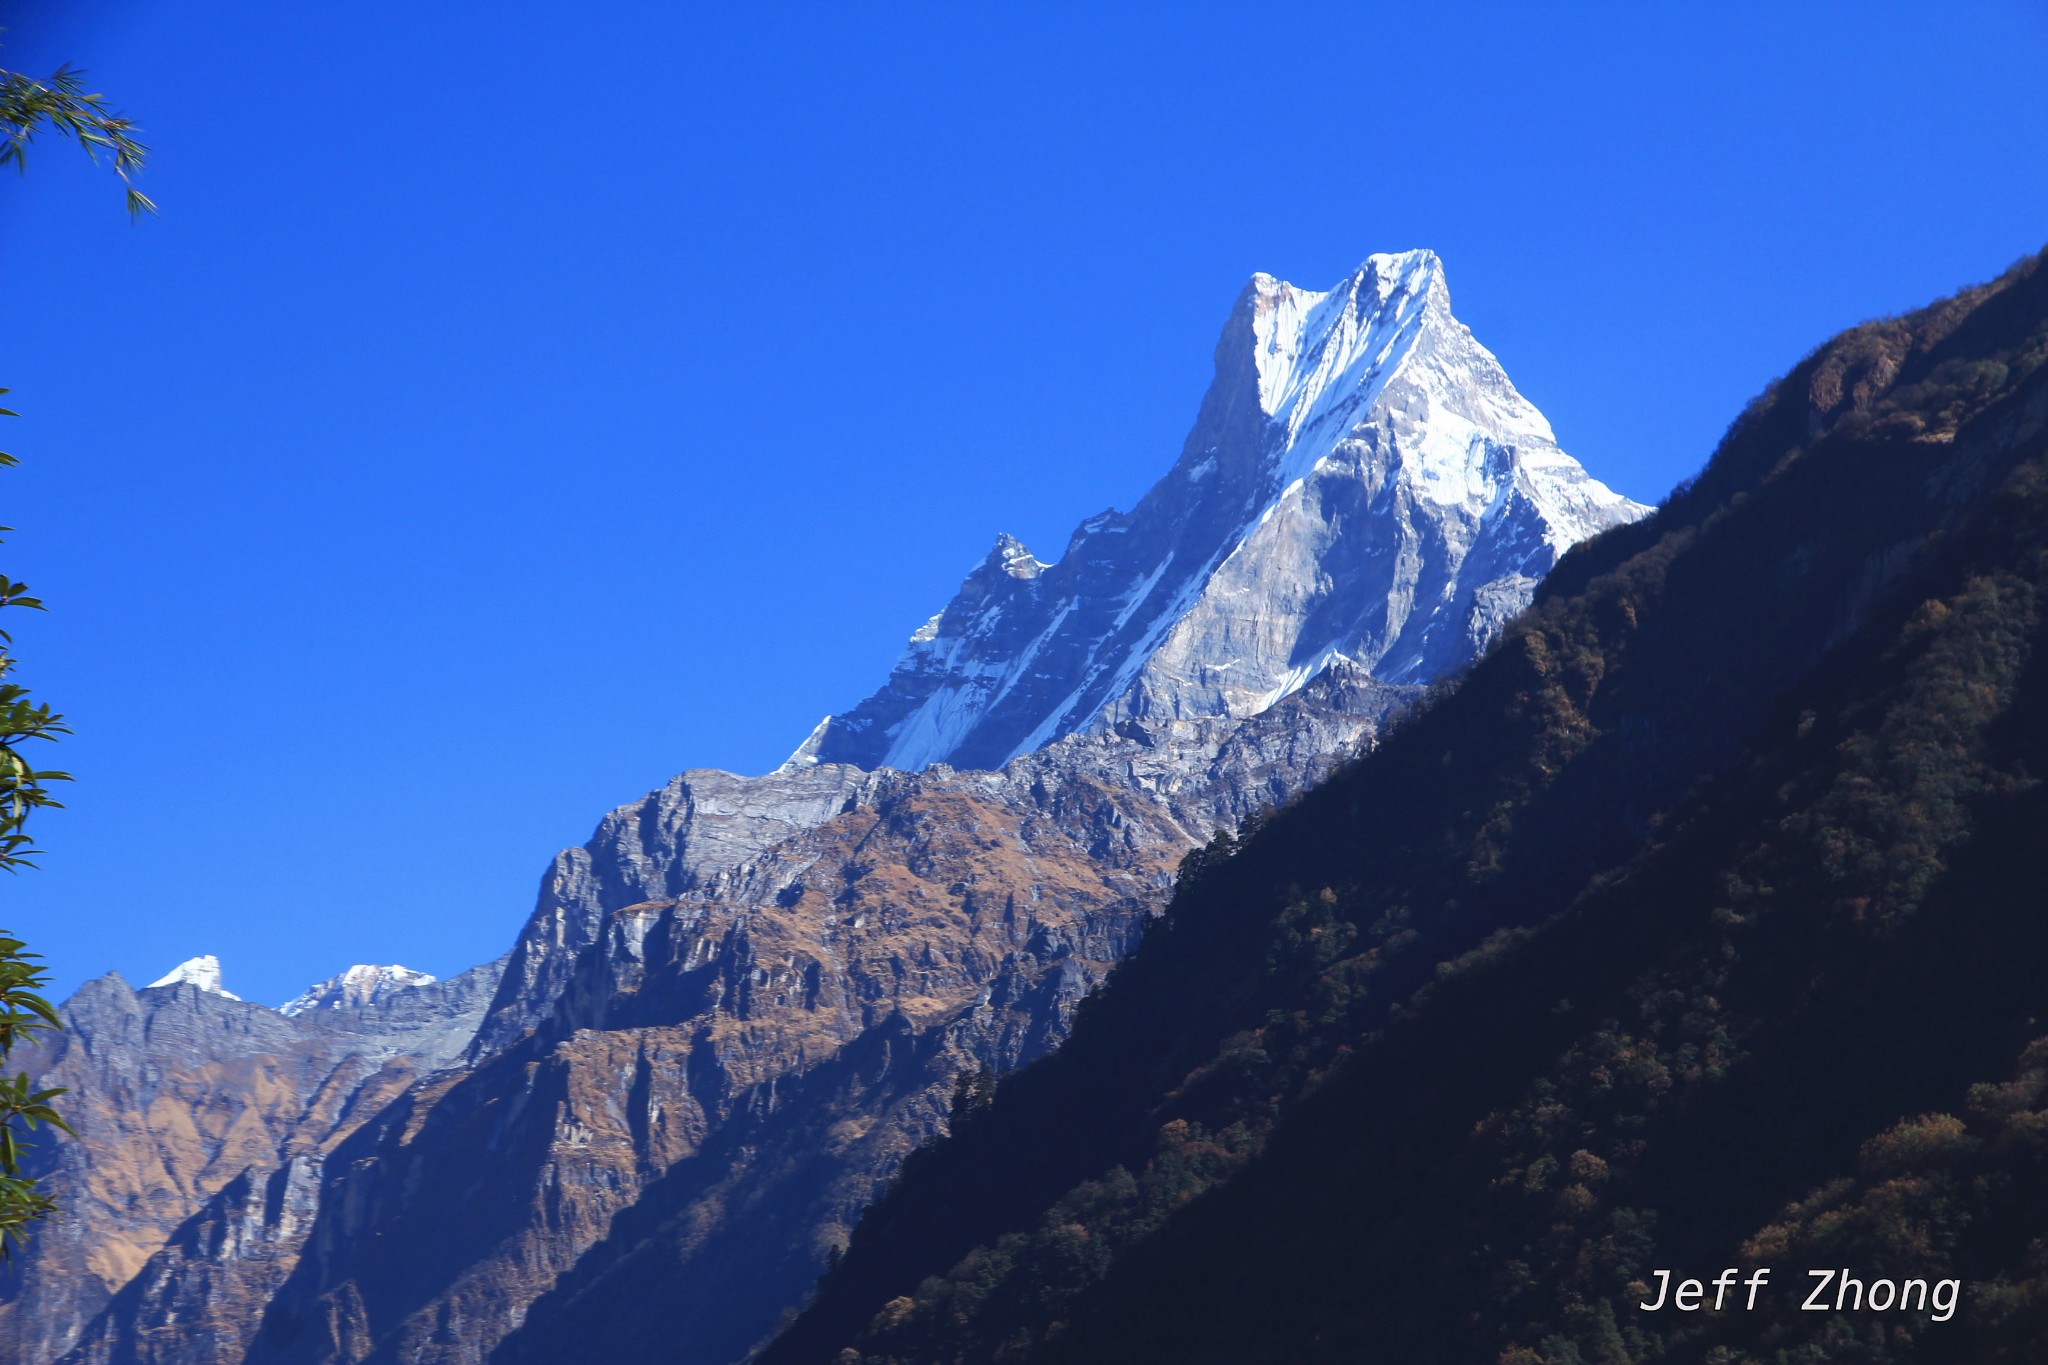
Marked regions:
[0,393,71,1263]
[0,56,153,217]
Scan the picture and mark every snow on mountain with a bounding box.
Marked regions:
[144,955,240,1000]
[792,250,1649,774]
[279,963,438,1016]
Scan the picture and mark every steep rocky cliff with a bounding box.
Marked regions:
[232,669,1416,1365]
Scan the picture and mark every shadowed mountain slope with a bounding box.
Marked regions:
[759,246,2048,1365]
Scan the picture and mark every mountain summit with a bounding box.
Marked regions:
[278,963,437,1016]
[143,954,239,999]
[791,250,1648,774]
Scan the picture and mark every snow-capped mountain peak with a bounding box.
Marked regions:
[280,963,437,1016]
[791,252,1650,774]
[1252,250,1446,433]
[145,955,240,1000]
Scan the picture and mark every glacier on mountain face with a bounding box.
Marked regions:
[792,250,1649,775]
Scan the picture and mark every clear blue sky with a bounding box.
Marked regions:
[3,2,2045,1005]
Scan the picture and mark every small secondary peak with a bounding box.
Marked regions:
[985,533,1045,580]
[145,955,241,1000]
[280,963,437,1016]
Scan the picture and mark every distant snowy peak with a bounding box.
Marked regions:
[145,955,240,1000]
[280,963,437,1017]
[794,252,1649,774]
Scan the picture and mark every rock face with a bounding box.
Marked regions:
[7,253,1644,1365]
[471,762,902,1057]
[0,962,504,1365]
[232,668,1417,1365]
[793,250,1645,773]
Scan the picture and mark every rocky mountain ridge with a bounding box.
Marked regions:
[231,665,1419,1365]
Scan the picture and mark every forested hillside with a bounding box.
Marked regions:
[758,246,2048,1365]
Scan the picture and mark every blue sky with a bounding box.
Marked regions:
[3,1,2045,1004]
